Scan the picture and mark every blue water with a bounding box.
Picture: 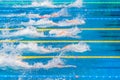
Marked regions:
[0,0,120,80]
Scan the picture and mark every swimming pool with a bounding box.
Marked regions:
[0,0,120,80]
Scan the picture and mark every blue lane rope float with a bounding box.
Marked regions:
[0,40,120,43]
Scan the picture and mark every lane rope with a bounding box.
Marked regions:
[0,40,120,43]
[19,56,120,59]
[0,28,120,31]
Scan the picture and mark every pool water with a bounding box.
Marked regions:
[0,0,120,80]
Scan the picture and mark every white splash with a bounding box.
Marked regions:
[0,8,69,18]
[21,19,57,27]
[0,43,76,69]
[13,0,83,8]
[17,43,61,54]
[27,13,40,18]
[13,0,56,8]
[39,8,69,18]
[17,42,90,54]
[0,26,45,38]
[31,0,56,8]
[68,0,83,8]
[0,53,30,69]
[28,8,69,19]
[21,18,85,27]
[0,27,81,38]
[0,53,76,69]
[49,27,81,38]
[33,58,76,69]
[55,8,69,17]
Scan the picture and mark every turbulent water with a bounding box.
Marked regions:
[13,0,83,8]
[0,0,91,80]
[0,0,119,80]
[0,0,89,70]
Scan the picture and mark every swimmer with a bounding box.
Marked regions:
[49,27,81,38]
[57,18,85,27]
[62,42,90,52]
[39,8,66,18]
[33,61,76,69]
[43,58,76,69]
[38,46,60,53]
[51,13,59,17]
[66,19,85,24]
[39,13,59,18]
[39,14,51,18]
[66,20,79,23]
[50,30,68,36]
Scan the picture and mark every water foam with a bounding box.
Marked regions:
[0,8,68,18]
[32,58,76,69]
[21,19,57,27]
[0,27,81,38]
[0,26,45,38]
[0,53,31,69]
[53,8,69,17]
[13,0,83,8]
[0,43,76,69]
[21,18,85,27]
[28,8,69,19]
[31,0,56,8]
[17,43,61,54]
[10,26,45,37]
[0,53,76,69]
[27,13,40,18]
[17,42,90,54]
[68,0,83,8]
[13,0,56,8]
